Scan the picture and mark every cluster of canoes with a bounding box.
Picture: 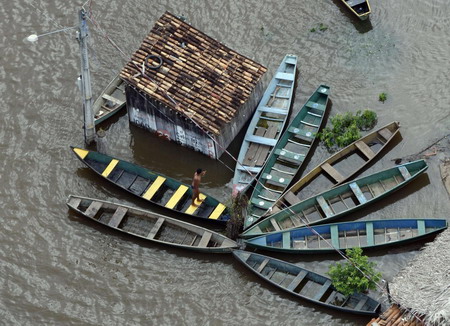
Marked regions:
[68,53,446,317]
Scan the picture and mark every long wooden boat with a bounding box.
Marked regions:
[244,219,447,254]
[340,0,371,20]
[93,74,126,125]
[232,250,381,316]
[67,195,238,253]
[241,160,428,238]
[244,85,330,229]
[232,55,297,195]
[71,147,230,224]
[269,121,401,216]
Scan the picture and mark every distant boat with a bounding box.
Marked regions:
[71,147,230,224]
[232,250,381,316]
[232,55,297,195]
[241,160,428,238]
[67,195,238,253]
[340,0,371,20]
[93,74,126,125]
[244,219,447,253]
[244,85,330,229]
[269,121,401,216]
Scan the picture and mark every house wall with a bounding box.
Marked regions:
[125,81,265,159]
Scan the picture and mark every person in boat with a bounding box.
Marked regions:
[192,168,206,206]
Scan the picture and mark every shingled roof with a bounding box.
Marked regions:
[120,12,267,135]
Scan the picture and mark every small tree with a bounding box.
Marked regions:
[225,192,247,240]
[327,248,382,297]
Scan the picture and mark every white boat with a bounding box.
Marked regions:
[93,74,126,125]
[232,54,297,195]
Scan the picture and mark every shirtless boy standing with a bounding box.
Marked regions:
[192,168,206,206]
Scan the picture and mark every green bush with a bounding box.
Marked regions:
[379,92,387,102]
[318,110,377,150]
[327,248,382,297]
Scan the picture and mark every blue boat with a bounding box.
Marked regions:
[245,219,448,253]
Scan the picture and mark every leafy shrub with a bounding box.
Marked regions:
[318,110,377,150]
[327,248,382,297]
[379,92,387,102]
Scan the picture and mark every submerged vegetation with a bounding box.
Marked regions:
[327,248,382,296]
[379,92,387,102]
[318,109,377,149]
[310,23,328,32]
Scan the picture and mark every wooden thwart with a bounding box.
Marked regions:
[85,201,103,218]
[355,141,375,160]
[378,127,393,141]
[284,191,301,205]
[317,196,333,217]
[321,163,344,183]
[314,280,332,301]
[257,258,270,273]
[108,206,128,228]
[349,182,367,204]
[147,217,164,239]
[142,176,166,200]
[287,270,308,291]
[198,231,212,247]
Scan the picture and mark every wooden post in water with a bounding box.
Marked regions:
[76,9,96,145]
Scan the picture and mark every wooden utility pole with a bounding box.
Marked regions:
[76,9,96,145]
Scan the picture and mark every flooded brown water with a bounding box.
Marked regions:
[2,0,450,325]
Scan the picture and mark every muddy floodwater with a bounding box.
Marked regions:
[1,1,450,325]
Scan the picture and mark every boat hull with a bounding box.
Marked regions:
[67,195,238,253]
[232,250,380,316]
[245,219,448,253]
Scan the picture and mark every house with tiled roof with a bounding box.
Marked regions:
[120,12,267,159]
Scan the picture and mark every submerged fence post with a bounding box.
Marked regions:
[76,8,96,145]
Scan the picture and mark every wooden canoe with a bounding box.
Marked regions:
[232,250,381,316]
[232,55,297,195]
[241,160,428,238]
[340,0,371,20]
[244,85,330,229]
[71,147,230,224]
[93,74,126,125]
[269,121,401,216]
[67,195,238,253]
[244,219,448,254]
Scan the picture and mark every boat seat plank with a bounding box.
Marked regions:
[354,296,369,310]
[142,176,166,200]
[306,101,325,111]
[102,159,119,177]
[349,182,367,204]
[366,222,374,246]
[251,197,273,210]
[208,203,226,220]
[317,196,333,217]
[262,173,291,187]
[85,201,103,218]
[270,218,281,231]
[165,185,189,209]
[185,193,207,214]
[198,231,212,248]
[282,231,291,248]
[355,140,375,160]
[301,120,319,128]
[321,163,344,183]
[102,93,125,106]
[257,258,270,273]
[288,126,314,140]
[287,270,308,291]
[147,217,164,239]
[330,225,340,249]
[314,280,332,301]
[398,166,412,180]
[378,127,393,141]
[68,197,82,209]
[258,106,289,115]
[417,219,426,235]
[246,135,277,147]
[108,206,128,228]
[348,0,367,6]
[275,71,295,81]
[284,191,301,205]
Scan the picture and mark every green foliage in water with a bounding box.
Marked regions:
[379,92,387,102]
[318,110,377,149]
[310,27,316,32]
[319,23,328,31]
[327,248,382,297]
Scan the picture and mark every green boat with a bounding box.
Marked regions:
[241,160,428,238]
[244,85,330,229]
[232,250,380,316]
[244,219,447,253]
[71,147,230,224]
